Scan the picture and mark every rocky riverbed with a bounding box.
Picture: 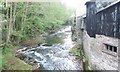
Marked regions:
[16,26,83,70]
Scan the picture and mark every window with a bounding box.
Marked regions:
[110,46,112,51]
[113,46,117,53]
[104,44,117,53]
[106,45,109,50]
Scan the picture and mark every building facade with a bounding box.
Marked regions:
[76,0,120,70]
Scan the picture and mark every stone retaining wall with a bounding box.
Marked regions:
[83,31,119,70]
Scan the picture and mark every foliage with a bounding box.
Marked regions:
[1,2,73,44]
[69,48,81,56]
[0,46,32,70]
[1,1,74,70]
[5,57,32,70]
[69,45,81,56]
[0,44,12,69]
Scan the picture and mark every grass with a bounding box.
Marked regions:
[69,44,81,56]
[0,45,32,70]
[69,44,92,70]
[0,49,3,71]
[71,31,77,41]
[4,56,32,70]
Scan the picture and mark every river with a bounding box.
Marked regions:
[16,26,82,70]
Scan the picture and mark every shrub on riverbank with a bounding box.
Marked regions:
[0,46,32,70]
[69,44,81,56]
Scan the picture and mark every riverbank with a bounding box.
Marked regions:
[1,37,44,70]
[15,25,83,70]
[1,25,66,70]
[12,25,67,54]
[0,28,51,70]
[1,25,83,70]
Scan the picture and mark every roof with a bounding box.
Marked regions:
[85,0,120,13]
[96,0,120,13]
[85,1,95,5]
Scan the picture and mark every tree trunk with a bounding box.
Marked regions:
[20,2,28,43]
[6,2,13,43]
[13,2,16,30]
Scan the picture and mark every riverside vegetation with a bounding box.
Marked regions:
[0,1,74,70]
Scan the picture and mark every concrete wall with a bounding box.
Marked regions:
[83,31,119,70]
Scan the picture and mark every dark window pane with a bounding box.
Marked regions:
[113,47,117,52]
[110,46,112,51]
[104,44,117,53]
[106,45,108,50]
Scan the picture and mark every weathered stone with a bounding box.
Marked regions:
[83,31,118,70]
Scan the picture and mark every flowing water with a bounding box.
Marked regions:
[16,26,82,70]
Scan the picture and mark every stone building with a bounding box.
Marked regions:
[76,0,120,70]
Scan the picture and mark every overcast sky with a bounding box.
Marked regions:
[6,0,90,16]
[61,0,90,16]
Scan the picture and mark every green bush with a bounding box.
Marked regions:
[69,49,81,56]
[69,47,81,56]
[2,46,12,55]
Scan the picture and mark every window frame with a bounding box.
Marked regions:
[102,43,118,57]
